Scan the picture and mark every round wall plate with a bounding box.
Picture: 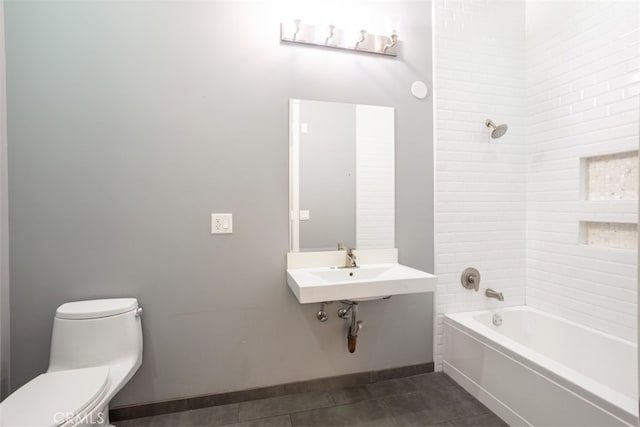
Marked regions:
[411,81,428,99]
[461,267,480,291]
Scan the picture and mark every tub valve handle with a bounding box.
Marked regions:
[461,267,480,292]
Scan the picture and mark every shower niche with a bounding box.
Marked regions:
[578,150,638,249]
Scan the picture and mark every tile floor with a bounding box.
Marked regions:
[116,373,507,427]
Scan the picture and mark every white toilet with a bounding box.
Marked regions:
[0,298,143,427]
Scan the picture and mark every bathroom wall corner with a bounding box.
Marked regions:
[0,0,10,400]
[433,0,528,370]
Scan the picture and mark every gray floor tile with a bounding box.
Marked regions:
[419,383,484,410]
[182,404,240,426]
[410,376,459,400]
[115,371,504,427]
[450,412,508,427]
[329,384,374,406]
[388,407,459,426]
[366,377,419,399]
[148,411,193,427]
[238,391,334,421]
[384,397,488,427]
[410,373,457,390]
[116,404,239,427]
[220,415,292,427]
[330,376,418,406]
[437,399,488,419]
[114,416,153,427]
[392,421,455,427]
[290,399,394,427]
[383,390,443,414]
[380,390,433,414]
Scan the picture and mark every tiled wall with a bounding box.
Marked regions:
[525,0,639,342]
[433,0,527,370]
[434,0,639,367]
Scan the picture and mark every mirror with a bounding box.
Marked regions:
[289,99,395,252]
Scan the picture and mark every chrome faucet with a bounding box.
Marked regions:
[345,247,357,268]
[485,288,504,301]
[336,243,358,268]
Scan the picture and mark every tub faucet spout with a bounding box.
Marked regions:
[485,288,504,301]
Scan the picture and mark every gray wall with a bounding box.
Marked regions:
[5,0,434,407]
[0,0,9,401]
[299,100,356,252]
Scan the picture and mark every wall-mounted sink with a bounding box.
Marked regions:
[287,263,437,304]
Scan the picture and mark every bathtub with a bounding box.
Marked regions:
[443,306,638,426]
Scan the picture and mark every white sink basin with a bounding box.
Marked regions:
[286,263,437,304]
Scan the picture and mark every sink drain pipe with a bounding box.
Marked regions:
[338,301,364,353]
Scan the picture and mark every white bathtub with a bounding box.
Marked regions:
[443,306,638,426]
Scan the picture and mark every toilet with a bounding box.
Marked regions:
[0,298,143,427]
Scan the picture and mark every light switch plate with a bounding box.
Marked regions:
[300,210,310,221]
[211,213,233,234]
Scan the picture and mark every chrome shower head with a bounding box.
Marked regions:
[485,119,508,139]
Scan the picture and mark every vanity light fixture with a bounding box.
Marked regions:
[325,25,335,45]
[292,19,302,40]
[383,33,398,53]
[354,30,367,49]
[280,20,399,57]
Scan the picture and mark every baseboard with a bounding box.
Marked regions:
[110,362,434,421]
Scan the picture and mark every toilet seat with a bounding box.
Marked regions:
[0,366,110,427]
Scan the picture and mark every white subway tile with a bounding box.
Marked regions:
[434,0,639,365]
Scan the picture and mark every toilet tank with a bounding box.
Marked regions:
[47,299,143,376]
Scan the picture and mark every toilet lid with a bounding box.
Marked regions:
[0,367,109,427]
[56,298,138,320]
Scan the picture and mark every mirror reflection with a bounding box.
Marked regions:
[289,99,395,252]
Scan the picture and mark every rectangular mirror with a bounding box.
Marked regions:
[289,99,395,252]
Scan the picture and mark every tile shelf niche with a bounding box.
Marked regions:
[578,150,638,249]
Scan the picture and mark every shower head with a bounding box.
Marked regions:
[485,119,508,139]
